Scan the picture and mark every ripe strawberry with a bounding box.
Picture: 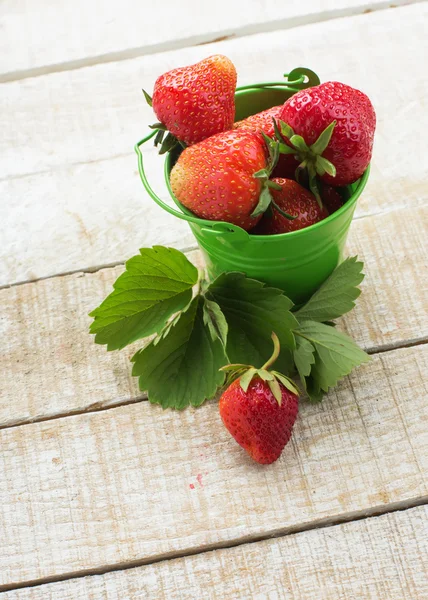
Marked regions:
[254,178,328,235]
[146,55,237,149]
[170,129,270,230]
[320,183,344,215]
[234,105,282,137]
[219,333,299,464]
[278,81,376,187]
[234,106,299,180]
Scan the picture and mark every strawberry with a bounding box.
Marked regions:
[144,55,237,151]
[254,178,328,235]
[234,106,299,180]
[170,129,273,230]
[219,333,299,464]
[277,81,376,191]
[234,105,282,137]
[320,183,344,215]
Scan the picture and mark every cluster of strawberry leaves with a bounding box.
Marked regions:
[89,247,369,408]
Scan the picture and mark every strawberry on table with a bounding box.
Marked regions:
[170,129,272,231]
[219,333,299,464]
[277,81,376,190]
[144,55,237,152]
[254,178,328,235]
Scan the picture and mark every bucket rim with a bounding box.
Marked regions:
[164,150,370,241]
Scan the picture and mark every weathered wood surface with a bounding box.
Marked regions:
[0,0,420,82]
[1,4,427,284]
[0,344,426,587]
[3,506,427,599]
[1,206,426,428]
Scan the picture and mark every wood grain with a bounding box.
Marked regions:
[1,205,426,428]
[2,506,427,598]
[0,0,419,81]
[0,344,426,587]
[1,5,427,284]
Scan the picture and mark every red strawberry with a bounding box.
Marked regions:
[234,105,282,137]
[234,106,299,180]
[170,129,270,230]
[219,333,299,464]
[254,178,328,235]
[278,81,376,187]
[147,55,237,148]
[321,183,344,215]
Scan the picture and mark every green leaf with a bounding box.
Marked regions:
[253,168,269,180]
[251,185,273,217]
[266,180,282,191]
[89,246,198,351]
[293,336,315,386]
[268,378,282,404]
[154,129,165,147]
[148,122,167,131]
[203,298,228,347]
[279,120,295,140]
[240,368,257,392]
[132,296,227,409]
[310,120,336,155]
[278,142,297,155]
[208,272,298,373]
[271,200,297,220]
[289,134,309,153]
[295,257,365,323]
[159,132,178,155]
[142,89,153,107]
[316,156,336,177]
[305,375,325,403]
[272,371,300,396]
[295,320,370,392]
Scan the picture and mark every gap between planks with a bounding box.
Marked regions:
[0,495,426,595]
[0,1,422,84]
[0,199,418,292]
[0,338,426,433]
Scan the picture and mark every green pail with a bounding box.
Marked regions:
[135,68,369,304]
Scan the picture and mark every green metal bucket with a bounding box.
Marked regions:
[135,68,369,304]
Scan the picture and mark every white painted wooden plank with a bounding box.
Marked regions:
[0,152,195,286]
[1,5,426,285]
[0,344,426,587]
[0,0,420,81]
[1,206,426,428]
[3,506,427,599]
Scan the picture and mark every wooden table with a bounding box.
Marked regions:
[1,1,427,598]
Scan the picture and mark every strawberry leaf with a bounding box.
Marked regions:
[293,336,315,384]
[203,299,228,347]
[89,246,198,351]
[294,320,370,393]
[207,272,298,373]
[305,375,325,403]
[132,296,227,409]
[295,257,364,323]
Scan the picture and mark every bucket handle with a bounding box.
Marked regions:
[134,133,251,240]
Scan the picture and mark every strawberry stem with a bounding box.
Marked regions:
[261,332,281,370]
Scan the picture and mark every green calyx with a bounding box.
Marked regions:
[220,332,299,405]
[274,119,338,208]
[143,89,186,155]
[251,132,296,220]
